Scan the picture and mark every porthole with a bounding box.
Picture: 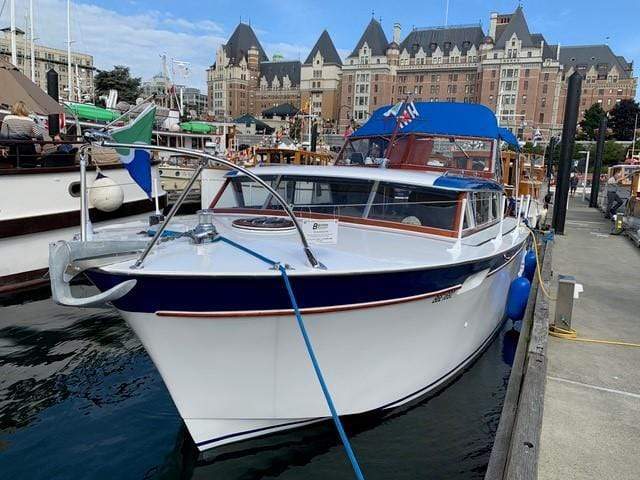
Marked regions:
[175,171,181,177]
[159,169,164,175]
[68,181,81,197]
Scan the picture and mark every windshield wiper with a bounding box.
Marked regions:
[450,137,470,159]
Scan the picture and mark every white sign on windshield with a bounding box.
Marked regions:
[302,219,338,245]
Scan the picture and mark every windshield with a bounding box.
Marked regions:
[214,174,462,232]
[337,135,494,173]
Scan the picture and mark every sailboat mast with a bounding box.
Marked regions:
[10,0,17,66]
[29,0,35,81]
[67,0,73,101]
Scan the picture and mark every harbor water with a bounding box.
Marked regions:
[0,287,518,479]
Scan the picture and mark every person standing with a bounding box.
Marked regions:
[605,172,624,218]
[570,173,579,197]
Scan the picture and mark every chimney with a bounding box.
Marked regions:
[393,23,401,44]
[556,42,561,61]
[489,12,498,40]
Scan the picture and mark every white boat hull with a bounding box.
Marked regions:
[119,247,523,451]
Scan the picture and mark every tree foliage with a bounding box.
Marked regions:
[94,65,142,104]
[579,103,606,140]
[608,99,640,140]
[521,142,545,155]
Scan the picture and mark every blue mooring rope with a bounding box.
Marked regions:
[217,235,366,480]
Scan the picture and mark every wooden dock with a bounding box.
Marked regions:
[486,197,640,480]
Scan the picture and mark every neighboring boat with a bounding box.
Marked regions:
[500,151,548,227]
[249,145,333,167]
[0,144,166,293]
[200,145,333,210]
[0,61,167,293]
[597,163,640,214]
[159,157,201,206]
[49,102,529,451]
[623,170,640,246]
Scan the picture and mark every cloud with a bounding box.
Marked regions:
[4,0,224,91]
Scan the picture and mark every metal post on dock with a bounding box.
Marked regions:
[582,150,590,200]
[554,275,576,330]
[589,116,607,208]
[552,72,582,235]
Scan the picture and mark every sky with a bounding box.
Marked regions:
[1,0,639,96]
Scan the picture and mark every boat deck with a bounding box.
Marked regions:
[94,213,524,276]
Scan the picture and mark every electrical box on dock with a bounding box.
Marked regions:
[554,275,576,329]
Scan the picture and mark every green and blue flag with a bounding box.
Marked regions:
[110,104,156,197]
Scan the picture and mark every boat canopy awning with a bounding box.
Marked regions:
[497,127,520,150]
[65,102,120,122]
[0,59,64,115]
[352,102,520,150]
[180,121,213,134]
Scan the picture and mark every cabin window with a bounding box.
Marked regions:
[368,182,458,230]
[338,135,493,173]
[337,137,389,165]
[469,191,501,226]
[230,175,280,208]
[227,175,375,218]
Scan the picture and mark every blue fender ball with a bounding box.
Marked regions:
[523,250,537,282]
[506,276,531,321]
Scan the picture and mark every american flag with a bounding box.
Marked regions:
[384,99,419,129]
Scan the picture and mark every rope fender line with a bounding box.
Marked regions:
[213,235,366,480]
[549,325,640,348]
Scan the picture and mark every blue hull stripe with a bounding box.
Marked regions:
[87,244,523,314]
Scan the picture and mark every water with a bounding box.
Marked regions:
[0,288,518,480]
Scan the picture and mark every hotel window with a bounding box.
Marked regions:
[541,97,546,107]
[544,73,549,81]
[490,81,495,90]
[491,70,496,78]
[539,113,544,123]
[525,69,530,77]
[522,95,527,105]
[542,84,548,94]
[523,80,529,90]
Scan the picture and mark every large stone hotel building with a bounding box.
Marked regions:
[207,6,636,140]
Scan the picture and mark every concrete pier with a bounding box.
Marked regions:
[539,198,640,479]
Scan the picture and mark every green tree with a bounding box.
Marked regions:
[579,103,606,140]
[94,65,142,104]
[521,142,545,155]
[583,141,627,172]
[608,99,640,140]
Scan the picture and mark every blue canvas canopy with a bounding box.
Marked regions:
[352,102,520,149]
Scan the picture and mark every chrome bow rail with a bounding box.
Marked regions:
[99,141,325,269]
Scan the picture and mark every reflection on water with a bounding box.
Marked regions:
[0,293,518,480]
